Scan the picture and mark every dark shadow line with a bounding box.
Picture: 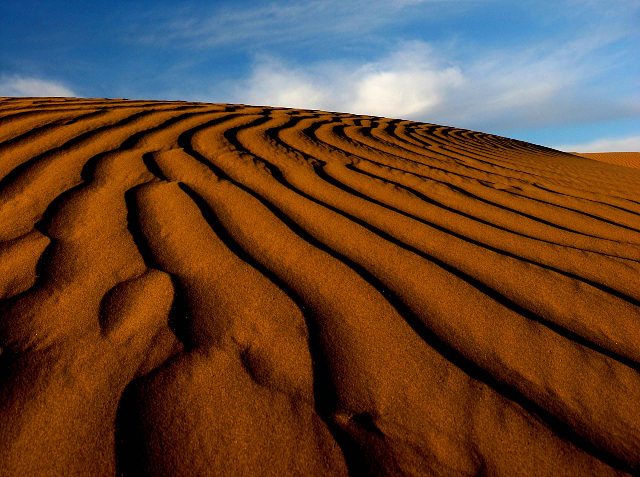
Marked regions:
[276,118,640,268]
[501,189,640,234]
[211,113,640,470]
[342,163,640,302]
[409,127,640,198]
[339,123,469,175]
[273,120,640,367]
[261,114,640,309]
[333,124,578,205]
[363,123,477,168]
[0,109,154,193]
[310,164,640,371]
[183,117,636,474]
[0,110,108,151]
[406,126,577,177]
[172,117,374,476]
[531,182,640,211]
[305,122,637,250]
[123,186,195,353]
[404,126,640,225]
[141,152,169,181]
[0,105,213,195]
[354,125,590,194]
[117,109,216,150]
[355,153,636,246]
[371,121,444,158]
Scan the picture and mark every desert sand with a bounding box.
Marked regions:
[573,152,640,170]
[0,97,638,476]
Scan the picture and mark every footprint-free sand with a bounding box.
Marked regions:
[573,152,640,170]
[0,97,639,476]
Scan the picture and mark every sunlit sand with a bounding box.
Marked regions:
[0,97,639,476]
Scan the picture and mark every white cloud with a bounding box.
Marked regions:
[0,75,77,97]
[237,42,464,118]
[554,135,640,153]
[241,57,326,109]
[349,44,464,118]
[136,1,638,135]
[233,38,638,130]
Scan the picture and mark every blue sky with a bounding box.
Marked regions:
[0,0,638,151]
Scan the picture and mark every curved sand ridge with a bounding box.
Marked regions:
[0,97,639,476]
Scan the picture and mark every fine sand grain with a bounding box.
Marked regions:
[572,152,640,170]
[0,97,639,476]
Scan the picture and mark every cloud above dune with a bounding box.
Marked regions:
[2,0,636,147]
[239,43,464,118]
[234,36,638,131]
[554,135,640,153]
[0,75,77,97]
[123,0,638,144]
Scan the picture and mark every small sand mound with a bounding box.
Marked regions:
[0,97,639,476]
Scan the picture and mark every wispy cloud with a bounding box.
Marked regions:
[554,135,640,153]
[429,27,640,130]
[230,34,639,131]
[0,75,77,97]
[134,0,484,48]
[131,0,638,137]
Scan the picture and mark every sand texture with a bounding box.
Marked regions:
[573,152,640,170]
[0,97,639,476]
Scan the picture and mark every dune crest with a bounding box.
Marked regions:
[0,97,639,476]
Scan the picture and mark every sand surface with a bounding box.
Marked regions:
[0,97,639,476]
[573,152,640,170]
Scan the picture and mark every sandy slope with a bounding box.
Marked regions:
[0,97,639,477]
[573,152,640,170]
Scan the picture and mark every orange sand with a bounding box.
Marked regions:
[572,152,640,170]
[0,97,639,476]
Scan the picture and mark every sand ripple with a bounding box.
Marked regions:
[0,97,639,476]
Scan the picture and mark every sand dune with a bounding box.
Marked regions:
[573,152,640,170]
[0,97,639,476]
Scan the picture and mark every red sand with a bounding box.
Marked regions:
[0,97,639,476]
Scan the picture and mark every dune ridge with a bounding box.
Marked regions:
[0,97,639,476]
